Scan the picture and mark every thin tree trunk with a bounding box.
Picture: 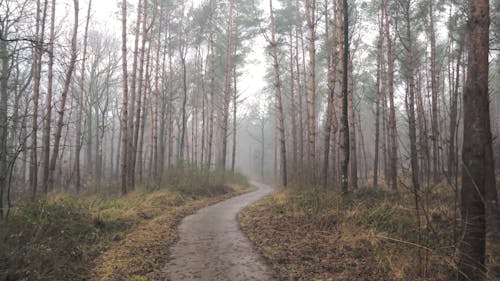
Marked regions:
[41,0,56,193]
[340,0,349,193]
[305,0,317,179]
[0,38,9,218]
[384,0,398,191]
[448,37,463,179]
[130,0,149,188]
[138,41,153,181]
[153,5,163,178]
[294,10,304,172]
[74,0,91,192]
[31,0,48,199]
[231,65,237,173]
[373,9,382,189]
[323,0,336,188]
[429,0,439,183]
[289,30,297,179]
[120,0,129,196]
[48,0,79,190]
[207,3,215,170]
[127,0,142,185]
[348,60,357,189]
[402,2,422,273]
[269,0,288,187]
[218,0,234,172]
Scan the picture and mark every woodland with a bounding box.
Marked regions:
[0,0,499,280]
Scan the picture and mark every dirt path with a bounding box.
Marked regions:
[162,182,276,281]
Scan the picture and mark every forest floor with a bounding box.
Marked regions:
[162,181,276,281]
[0,170,250,281]
[239,182,500,281]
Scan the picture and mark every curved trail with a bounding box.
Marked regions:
[163,182,276,281]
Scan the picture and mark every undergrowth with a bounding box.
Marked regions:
[0,169,248,281]
[239,183,498,281]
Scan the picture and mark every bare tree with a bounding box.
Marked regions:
[47,0,79,189]
[74,0,92,192]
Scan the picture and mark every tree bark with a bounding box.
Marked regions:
[48,0,79,190]
[120,0,129,196]
[269,0,288,187]
[373,9,383,189]
[459,0,498,279]
[305,0,317,180]
[127,0,142,186]
[74,0,92,192]
[323,0,336,188]
[207,2,215,170]
[41,0,56,193]
[31,0,48,198]
[130,0,149,188]
[429,0,439,183]
[231,65,237,173]
[340,0,349,193]
[348,60,357,189]
[218,0,234,172]
[448,37,463,179]
[383,0,398,191]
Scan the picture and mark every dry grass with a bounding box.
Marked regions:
[91,184,251,281]
[239,184,498,281]
[0,168,251,281]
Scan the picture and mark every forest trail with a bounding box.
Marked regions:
[162,182,276,281]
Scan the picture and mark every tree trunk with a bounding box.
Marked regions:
[448,37,463,179]
[31,0,48,198]
[429,0,439,183]
[127,0,142,185]
[384,0,398,191]
[340,0,349,193]
[459,0,498,279]
[305,0,317,180]
[373,9,382,189]
[289,29,297,178]
[120,0,129,196]
[48,0,79,190]
[323,0,336,188]
[130,0,149,188]
[74,0,91,192]
[153,5,163,179]
[269,0,288,187]
[0,39,9,217]
[138,42,153,181]
[294,12,304,173]
[41,0,56,193]
[179,45,187,161]
[348,60,357,189]
[403,2,422,273]
[218,0,234,172]
[207,3,215,170]
[231,65,237,173]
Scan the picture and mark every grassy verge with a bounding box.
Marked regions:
[0,169,250,281]
[239,185,499,281]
